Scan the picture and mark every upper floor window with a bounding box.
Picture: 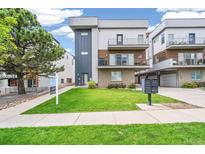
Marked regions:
[138,34,144,44]
[161,33,165,44]
[81,32,88,36]
[117,34,123,45]
[168,34,174,44]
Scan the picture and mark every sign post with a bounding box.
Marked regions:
[55,73,58,105]
[49,73,59,105]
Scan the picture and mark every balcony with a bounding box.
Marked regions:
[152,58,205,71]
[98,58,149,69]
[166,37,205,50]
[108,38,149,50]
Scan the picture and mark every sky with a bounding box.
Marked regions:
[29,8,205,55]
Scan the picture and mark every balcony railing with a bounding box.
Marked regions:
[172,58,205,66]
[98,58,148,66]
[153,58,205,70]
[167,37,205,47]
[108,38,148,46]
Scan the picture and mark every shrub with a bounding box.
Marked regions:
[194,81,205,87]
[88,80,97,89]
[107,83,126,89]
[128,83,136,89]
[181,82,198,88]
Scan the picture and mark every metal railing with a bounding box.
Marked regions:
[108,38,148,46]
[98,58,148,66]
[167,37,205,47]
[172,58,205,65]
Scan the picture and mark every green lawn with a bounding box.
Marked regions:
[0,123,205,144]
[24,88,181,114]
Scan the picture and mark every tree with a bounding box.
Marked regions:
[0,15,17,65]
[0,9,64,94]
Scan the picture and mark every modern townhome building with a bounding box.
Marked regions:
[137,18,205,87]
[0,51,75,95]
[69,17,150,87]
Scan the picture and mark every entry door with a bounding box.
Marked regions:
[189,33,195,44]
[82,73,88,85]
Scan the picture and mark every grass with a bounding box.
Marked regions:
[0,123,205,144]
[23,88,181,114]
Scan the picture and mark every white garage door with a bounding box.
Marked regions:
[160,74,177,87]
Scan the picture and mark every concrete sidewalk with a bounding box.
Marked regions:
[0,108,205,128]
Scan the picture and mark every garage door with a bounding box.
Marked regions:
[160,74,177,87]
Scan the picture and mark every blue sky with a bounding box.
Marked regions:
[29,8,205,55]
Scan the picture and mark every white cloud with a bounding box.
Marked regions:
[29,8,83,26]
[156,8,205,21]
[147,24,159,33]
[65,48,73,53]
[51,26,74,39]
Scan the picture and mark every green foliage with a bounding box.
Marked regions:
[23,88,181,114]
[87,80,97,89]
[128,83,136,89]
[0,9,65,94]
[107,83,126,89]
[193,81,205,87]
[1,123,205,144]
[181,82,198,88]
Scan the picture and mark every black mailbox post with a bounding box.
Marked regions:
[141,79,158,105]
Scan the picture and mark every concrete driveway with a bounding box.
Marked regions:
[159,87,205,107]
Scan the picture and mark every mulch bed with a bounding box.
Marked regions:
[163,102,201,109]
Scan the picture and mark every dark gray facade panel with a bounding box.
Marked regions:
[75,29,92,85]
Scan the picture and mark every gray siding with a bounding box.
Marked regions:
[75,29,92,85]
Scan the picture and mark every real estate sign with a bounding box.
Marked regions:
[50,77,56,95]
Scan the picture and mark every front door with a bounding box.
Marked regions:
[189,33,195,44]
[82,73,88,85]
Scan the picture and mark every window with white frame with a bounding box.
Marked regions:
[191,70,202,80]
[111,71,122,81]
[161,33,165,44]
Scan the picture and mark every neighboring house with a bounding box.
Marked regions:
[137,18,205,87]
[0,51,75,95]
[69,17,149,87]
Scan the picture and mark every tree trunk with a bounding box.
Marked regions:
[17,73,26,95]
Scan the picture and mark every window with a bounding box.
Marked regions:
[168,34,174,45]
[81,32,88,36]
[27,79,36,88]
[138,34,144,44]
[178,52,203,65]
[191,71,202,80]
[109,54,134,66]
[117,34,123,45]
[161,33,165,44]
[111,71,122,81]
[8,79,17,87]
[81,52,88,55]
[61,79,64,84]
[67,78,72,83]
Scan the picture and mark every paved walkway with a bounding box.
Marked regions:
[0,86,205,128]
[159,87,205,107]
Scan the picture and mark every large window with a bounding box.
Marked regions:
[178,53,203,65]
[191,71,202,80]
[109,54,134,66]
[111,71,122,81]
